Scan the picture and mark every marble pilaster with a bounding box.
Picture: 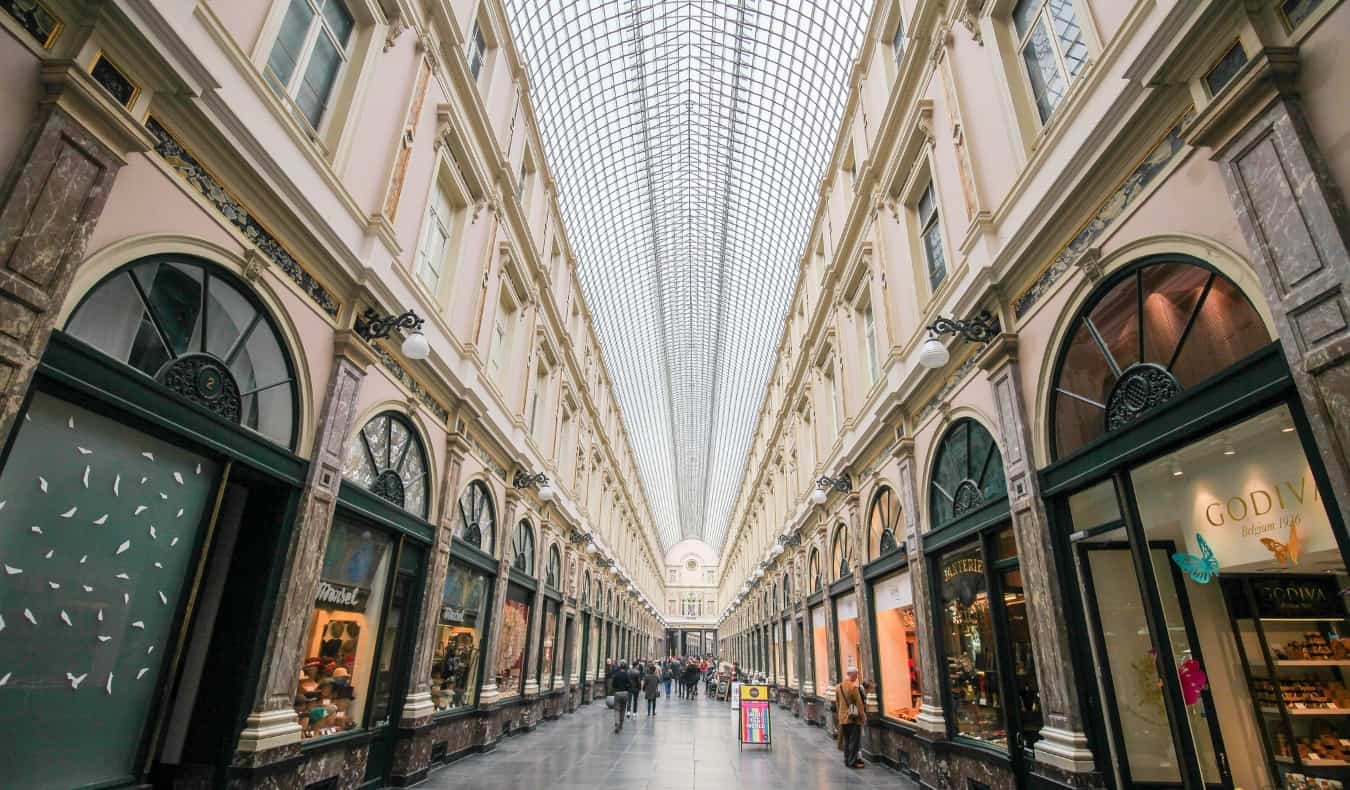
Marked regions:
[892,439,946,734]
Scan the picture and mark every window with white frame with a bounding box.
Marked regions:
[892,8,906,67]
[917,181,946,291]
[528,358,548,436]
[489,291,517,378]
[516,152,533,204]
[416,177,460,291]
[468,18,487,81]
[265,0,355,131]
[861,299,879,384]
[820,359,840,440]
[1013,0,1088,123]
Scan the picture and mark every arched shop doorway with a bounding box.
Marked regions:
[0,255,304,789]
[1042,256,1349,790]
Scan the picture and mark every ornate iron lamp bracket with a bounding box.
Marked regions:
[815,471,853,493]
[354,308,424,341]
[927,310,1000,344]
[513,470,550,489]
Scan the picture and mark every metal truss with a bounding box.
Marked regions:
[503,1,870,553]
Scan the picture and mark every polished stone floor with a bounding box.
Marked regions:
[423,691,919,790]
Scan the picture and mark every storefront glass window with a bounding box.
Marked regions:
[342,412,429,518]
[940,544,1003,744]
[771,619,780,679]
[1001,566,1042,746]
[431,561,490,712]
[835,592,862,678]
[809,549,822,592]
[496,584,533,694]
[298,519,395,739]
[1129,404,1338,789]
[0,393,219,788]
[368,545,423,727]
[540,599,559,689]
[873,569,921,722]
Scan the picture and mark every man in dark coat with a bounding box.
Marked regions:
[610,661,632,733]
[642,664,661,716]
[683,662,701,699]
[627,662,642,719]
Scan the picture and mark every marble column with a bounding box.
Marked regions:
[0,68,149,443]
[893,439,946,734]
[399,428,468,727]
[235,333,374,760]
[979,334,1095,774]
[1217,90,1350,518]
[477,490,520,707]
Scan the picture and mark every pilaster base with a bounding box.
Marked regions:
[235,707,302,753]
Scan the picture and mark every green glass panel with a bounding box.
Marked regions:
[0,392,218,789]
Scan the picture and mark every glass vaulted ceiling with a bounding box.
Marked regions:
[503,1,870,553]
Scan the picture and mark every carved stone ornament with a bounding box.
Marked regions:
[1074,247,1104,282]
[1106,363,1182,432]
[156,353,242,424]
[958,0,987,45]
[242,247,269,281]
[384,13,408,52]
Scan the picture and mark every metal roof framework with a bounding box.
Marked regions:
[503,1,870,553]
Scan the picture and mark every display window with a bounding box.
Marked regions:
[811,606,829,691]
[784,619,797,688]
[540,599,559,690]
[495,584,533,694]
[939,543,1002,744]
[872,569,921,723]
[296,518,394,739]
[835,592,862,679]
[430,561,491,712]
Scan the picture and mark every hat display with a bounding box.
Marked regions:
[333,667,350,679]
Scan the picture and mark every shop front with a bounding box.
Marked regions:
[926,418,1043,783]
[1042,257,1349,790]
[0,255,308,790]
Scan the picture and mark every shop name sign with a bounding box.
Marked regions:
[441,605,467,623]
[316,580,369,612]
[1202,474,1320,536]
[942,557,983,583]
[1251,576,1344,619]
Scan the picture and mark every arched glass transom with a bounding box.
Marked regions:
[808,549,821,592]
[582,572,591,606]
[501,2,871,553]
[1050,259,1270,459]
[512,520,535,575]
[782,574,791,609]
[546,545,562,589]
[831,525,850,579]
[342,412,429,517]
[929,419,1006,531]
[455,480,496,554]
[66,255,298,447]
[868,486,902,559]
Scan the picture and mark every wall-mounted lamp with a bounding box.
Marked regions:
[811,472,853,504]
[513,469,555,502]
[354,308,430,360]
[917,310,1000,369]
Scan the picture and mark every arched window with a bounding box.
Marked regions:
[771,581,778,612]
[455,480,496,554]
[929,418,1006,530]
[66,255,298,447]
[868,485,902,559]
[831,524,851,579]
[782,573,791,608]
[582,572,591,606]
[343,412,429,517]
[512,520,535,574]
[546,544,561,588]
[1050,259,1269,459]
[808,548,821,592]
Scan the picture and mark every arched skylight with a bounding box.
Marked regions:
[504,1,870,552]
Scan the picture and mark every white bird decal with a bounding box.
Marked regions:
[66,672,87,689]
[59,506,76,518]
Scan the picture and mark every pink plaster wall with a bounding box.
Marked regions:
[205,0,274,58]
[0,34,43,179]
[1086,0,1134,46]
[87,155,244,254]
[341,29,421,212]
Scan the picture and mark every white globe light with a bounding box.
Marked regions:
[769,543,783,557]
[918,337,949,369]
[811,487,827,505]
[539,484,555,502]
[401,330,430,360]
[585,543,598,555]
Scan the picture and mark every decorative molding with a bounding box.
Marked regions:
[917,351,982,425]
[371,342,451,423]
[1012,115,1191,319]
[145,118,340,316]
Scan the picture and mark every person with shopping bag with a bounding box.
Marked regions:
[836,668,866,768]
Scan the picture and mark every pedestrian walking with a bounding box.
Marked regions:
[627,661,642,718]
[610,661,632,733]
[643,664,660,716]
[836,668,866,768]
[662,660,674,699]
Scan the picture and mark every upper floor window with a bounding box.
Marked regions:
[416,177,459,292]
[528,359,548,436]
[265,0,355,131]
[892,11,906,67]
[343,412,430,518]
[918,182,946,290]
[468,19,487,80]
[862,300,879,383]
[489,290,518,377]
[1013,0,1088,123]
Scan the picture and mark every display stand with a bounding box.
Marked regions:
[1224,575,1350,787]
[738,684,772,749]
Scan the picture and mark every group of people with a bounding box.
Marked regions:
[604,655,726,732]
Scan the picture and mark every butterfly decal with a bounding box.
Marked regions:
[1261,521,1301,567]
[1171,534,1219,584]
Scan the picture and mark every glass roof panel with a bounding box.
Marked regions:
[504,1,870,553]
